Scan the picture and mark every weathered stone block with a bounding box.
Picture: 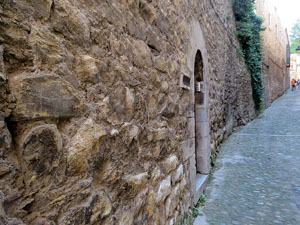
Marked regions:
[152,128,169,141]
[121,122,139,145]
[90,190,112,223]
[162,155,178,173]
[151,167,161,182]
[132,39,152,67]
[32,0,52,20]
[196,136,211,174]
[195,106,209,122]
[22,124,62,176]
[195,121,210,138]
[179,176,188,193]
[145,191,156,218]
[67,118,107,174]
[156,176,171,203]
[76,55,99,83]
[153,55,168,73]
[146,27,163,52]
[182,138,195,161]
[139,0,157,24]
[125,172,148,193]
[50,0,90,45]
[172,164,183,185]
[109,85,136,123]
[187,117,195,138]
[165,184,180,218]
[9,73,82,121]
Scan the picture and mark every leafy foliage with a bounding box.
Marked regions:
[192,207,198,217]
[290,19,300,54]
[290,19,300,41]
[233,0,265,111]
[198,194,206,207]
[291,39,300,54]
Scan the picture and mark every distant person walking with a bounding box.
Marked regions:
[292,79,296,91]
[297,79,300,90]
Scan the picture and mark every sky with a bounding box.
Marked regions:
[271,0,300,34]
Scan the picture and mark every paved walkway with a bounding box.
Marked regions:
[195,90,300,225]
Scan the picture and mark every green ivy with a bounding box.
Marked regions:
[233,0,265,111]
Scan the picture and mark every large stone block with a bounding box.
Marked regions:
[32,0,52,20]
[50,0,90,45]
[187,117,195,138]
[196,136,211,174]
[172,164,183,185]
[67,118,107,174]
[21,124,62,176]
[139,0,157,24]
[20,124,63,192]
[182,138,195,161]
[195,106,209,123]
[188,156,197,202]
[9,73,82,121]
[195,121,210,138]
[132,39,152,67]
[76,55,99,83]
[156,176,171,203]
[165,184,180,218]
[125,172,148,194]
[162,155,178,173]
[90,190,112,223]
[145,191,156,218]
[121,122,139,146]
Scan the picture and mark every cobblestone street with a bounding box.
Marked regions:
[195,90,300,225]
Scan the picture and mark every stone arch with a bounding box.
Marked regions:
[186,19,211,204]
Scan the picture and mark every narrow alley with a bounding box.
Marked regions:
[195,90,300,225]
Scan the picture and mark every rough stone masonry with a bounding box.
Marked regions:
[0,0,255,224]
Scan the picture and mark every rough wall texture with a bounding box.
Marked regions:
[256,0,290,108]
[0,0,255,224]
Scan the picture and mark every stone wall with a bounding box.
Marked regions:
[256,0,290,107]
[0,0,255,224]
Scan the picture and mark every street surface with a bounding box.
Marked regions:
[195,90,300,225]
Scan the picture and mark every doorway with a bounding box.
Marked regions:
[194,50,210,174]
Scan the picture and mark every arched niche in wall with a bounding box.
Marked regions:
[185,19,211,205]
[194,49,209,174]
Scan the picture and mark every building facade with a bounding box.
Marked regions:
[290,54,300,82]
[0,1,256,224]
[256,0,290,107]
